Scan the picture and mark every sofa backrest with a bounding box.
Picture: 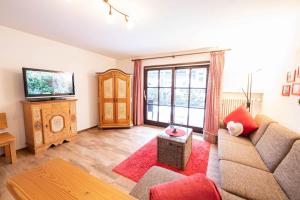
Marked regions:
[274,140,300,200]
[255,123,299,172]
[249,114,276,145]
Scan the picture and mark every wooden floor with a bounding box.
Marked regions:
[0,125,220,200]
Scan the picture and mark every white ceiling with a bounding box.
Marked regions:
[0,0,300,59]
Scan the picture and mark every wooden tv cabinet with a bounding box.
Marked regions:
[22,99,77,155]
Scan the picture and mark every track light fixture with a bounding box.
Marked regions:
[103,0,130,24]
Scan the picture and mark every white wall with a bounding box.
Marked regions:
[116,51,266,94]
[116,58,135,74]
[262,22,300,132]
[116,16,300,133]
[117,16,300,94]
[0,25,117,150]
[116,54,210,73]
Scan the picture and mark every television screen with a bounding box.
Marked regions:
[23,68,75,98]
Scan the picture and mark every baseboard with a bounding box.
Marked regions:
[78,126,98,133]
[0,126,99,155]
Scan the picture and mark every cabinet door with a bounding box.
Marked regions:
[99,72,115,125]
[115,73,131,124]
[41,102,70,144]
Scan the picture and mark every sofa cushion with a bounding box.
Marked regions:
[274,140,300,200]
[219,189,246,200]
[218,129,252,146]
[130,166,184,200]
[255,123,300,172]
[249,114,276,145]
[223,106,258,135]
[220,160,288,200]
[218,136,269,171]
[149,173,221,200]
[226,121,244,136]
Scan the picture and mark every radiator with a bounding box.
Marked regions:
[220,97,262,119]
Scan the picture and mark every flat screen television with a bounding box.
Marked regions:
[22,67,75,99]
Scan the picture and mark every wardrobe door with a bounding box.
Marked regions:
[115,72,131,125]
[99,71,115,125]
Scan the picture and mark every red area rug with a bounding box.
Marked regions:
[113,138,211,182]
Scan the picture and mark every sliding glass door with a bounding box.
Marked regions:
[146,69,172,123]
[144,65,208,133]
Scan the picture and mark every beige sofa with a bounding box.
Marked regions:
[218,114,300,200]
[131,114,300,200]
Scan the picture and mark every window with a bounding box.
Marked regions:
[144,65,208,133]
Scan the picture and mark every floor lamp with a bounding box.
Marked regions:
[242,73,252,112]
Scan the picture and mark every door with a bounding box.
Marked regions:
[42,102,70,144]
[145,69,172,124]
[99,71,115,125]
[173,67,207,131]
[115,73,130,124]
[144,65,208,133]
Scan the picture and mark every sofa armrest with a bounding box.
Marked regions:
[130,166,184,200]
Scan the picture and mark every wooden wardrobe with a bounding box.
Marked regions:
[97,69,132,128]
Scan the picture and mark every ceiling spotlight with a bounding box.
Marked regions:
[126,17,134,30]
[106,6,114,24]
[109,5,112,16]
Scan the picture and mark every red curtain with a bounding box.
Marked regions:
[133,60,144,125]
[203,51,225,143]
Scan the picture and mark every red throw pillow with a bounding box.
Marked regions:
[149,173,221,200]
[224,105,258,135]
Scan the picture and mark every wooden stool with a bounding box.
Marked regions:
[0,133,17,164]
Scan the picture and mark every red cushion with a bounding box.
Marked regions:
[224,105,258,135]
[149,173,221,200]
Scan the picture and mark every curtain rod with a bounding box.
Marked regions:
[131,48,231,62]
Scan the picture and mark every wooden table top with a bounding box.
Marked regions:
[7,159,136,200]
[0,132,16,146]
[0,112,7,129]
[158,125,193,143]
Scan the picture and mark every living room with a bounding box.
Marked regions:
[0,0,300,200]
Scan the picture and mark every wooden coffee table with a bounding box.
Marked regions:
[157,126,193,170]
[7,159,136,200]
